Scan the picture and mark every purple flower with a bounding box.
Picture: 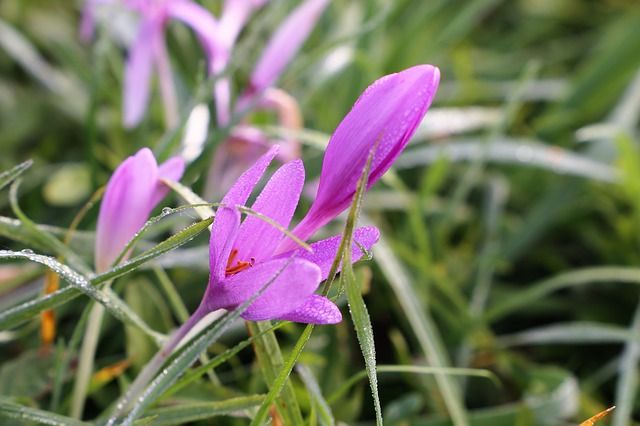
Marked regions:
[194,64,440,324]
[238,0,329,108]
[205,89,302,198]
[81,0,225,128]
[288,64,441,244]
[199,147,378,324]
[95,148,185,273]
[206,0,328,196]
[122,0,225,128]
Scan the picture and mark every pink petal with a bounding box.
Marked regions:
[214,77,231,126]
[278,295,341,324]
[209,146,279,281]
[166,0,226,69]
[218,0,256,48]
[234,160,305,262]
[250,0,329,93]
[205,126,272,198]
[222,145,279,207]
[292,65,440,241]
[95,148,159,272]
[150,156,185,206]
[279,226,380,279]
[123,18,160,128]
[209,208,241,283]
[79,2,96,42]
[204,258,322,321]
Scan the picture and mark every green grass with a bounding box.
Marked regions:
[2,0,640,424]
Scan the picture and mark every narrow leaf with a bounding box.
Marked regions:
[0,397,89,426]
[136,395,265,426]
[0,218,212,330]
[296,364,335,426]
[0,160,32,192]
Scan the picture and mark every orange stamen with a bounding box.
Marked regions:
[225,248,255,276]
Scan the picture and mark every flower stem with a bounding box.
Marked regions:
[70,299,105,418]
[107,303,210,424]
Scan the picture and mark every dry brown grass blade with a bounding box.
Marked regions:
[579,406,616,426]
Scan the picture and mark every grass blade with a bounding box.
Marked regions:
[0,397,90,426]
[136,395,265,426]
[341,147,383,425]
[0,160,32,192]
[0,218,212,330]
[247,321,306,426]
[612,298,640,426]
[327,365,499,405]
[109,258,299,425]
[485,267,640,322]
[372,232,469,425]
[296,364,335,426]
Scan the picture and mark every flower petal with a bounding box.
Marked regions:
[222,145,279,206]
[209,146,279,281]
[283,226,380,280]
[204,258,322,321]
[277,295,341,324]
[214,77,231,126]
[166,0,226,67]
[292,65,440,241]
[249,0,328,93]
[95,148,158,272]
[209,207,241,282]
[123,18,159,128]
[235,160,305,262]
[218,0,258,49]
[149,156,185,206]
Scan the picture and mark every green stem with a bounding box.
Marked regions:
[70,298,105,418]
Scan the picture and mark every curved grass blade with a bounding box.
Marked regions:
[0,217,212,330]
[485,267,640,322]
[163,178,312,252]
[164,322,284,398]
[108,258,297,426]
[248,322,310,426]
[396,138,618,183]
[0,160,32,192]
[372,231,469,425]
[0,250,164,342]
[136,395,265,426]
[327,365,500,405]
[612,299,640,426]
[250,146,378,426]
[296,364,335,426]
[10,179,91,275]
[0,397,90,426]
[498,322,637,347]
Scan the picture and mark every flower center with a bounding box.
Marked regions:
[225,248,255,276]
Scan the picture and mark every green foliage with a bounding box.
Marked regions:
[2,0,640,425]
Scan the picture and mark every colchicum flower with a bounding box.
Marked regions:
[95,148,185,272]
[193,64,440,325]
[81,0,224,128]
[112,65,439,414]
[206,0,329,197]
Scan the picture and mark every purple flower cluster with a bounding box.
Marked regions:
[96,65,440,323]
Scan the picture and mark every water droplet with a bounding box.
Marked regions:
[161,207,172,216]
[21,248,34,254]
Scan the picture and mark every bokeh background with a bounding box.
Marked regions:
[2,0,640,424]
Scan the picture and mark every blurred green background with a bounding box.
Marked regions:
[2,0,640,424]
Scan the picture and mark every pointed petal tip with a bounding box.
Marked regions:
[279,295,342,324]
